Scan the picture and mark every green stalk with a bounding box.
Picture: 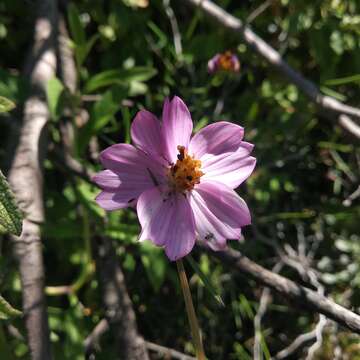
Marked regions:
[176,259,206,360]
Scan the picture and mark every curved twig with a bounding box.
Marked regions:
[8,0,58,358]
[204,246,360,334]
[183,0,360,138]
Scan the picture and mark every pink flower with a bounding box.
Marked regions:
[208,51,240,74]
[93,96,256,261]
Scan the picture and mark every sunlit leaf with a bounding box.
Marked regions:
[141,242,167,292]
[0,96,15,113]
[0,294,22,319]
[46,77,64,121]
[84,67,157,93]
[67,3,86,46]
[0,170,22,236]
[122,0,149,8]
[186,255,224,307]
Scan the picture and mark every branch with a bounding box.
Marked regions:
[84,318,196,360]
[274,328,317,359]
[253,262,283,360]
[163,0,183,59]
[57,13,77,93]
[54,152,360,334]
[93,236,149,360]
[84,318,109,356]
[204,246,360,334]
[246,0,273,24]
[183,0,360,138]
[146,340,196,360]
[8,0,58,358]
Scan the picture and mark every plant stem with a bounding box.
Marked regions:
[176,259,206,360]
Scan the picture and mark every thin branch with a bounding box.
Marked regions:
[305,314,327,360]
[163,0,183,58]
[84,318,109,357]
[53,153,360,335]
[8,0,58,358]
[274,328,318,359]
[339,114,360,139]
[253,262,283,360]
[203,246,360,334]
[305,271,327,360]
[146,341,196,360]
[93,236,149,360]
[183,0,360,138]
[84,318,196,360]
[57,13,77,93]
[246,0,273,24]
[343,185,360,207]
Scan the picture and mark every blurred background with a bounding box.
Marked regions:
[0,0,359,359]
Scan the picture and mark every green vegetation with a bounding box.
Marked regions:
[0,0,359,358]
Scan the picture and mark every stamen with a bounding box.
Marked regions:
[168,146,204,192]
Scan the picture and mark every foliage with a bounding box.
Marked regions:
[0,169,22,236]
[0,0,359,359]
[0,96,15,113]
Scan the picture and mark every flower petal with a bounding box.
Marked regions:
[161,96,193,163]
[137,187,196,261]
[95,191,128,210]
[207,54,220,73]
[130,110,163,157]
[189,121,244,159]
[201,142,256,189]
[95,144,166,210]
[190,181,251,248]
[92,170,121,191]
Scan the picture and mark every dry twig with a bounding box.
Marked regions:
[8,0,58,358]
[183,0,360,139]
[205,246,360,334]
[93,236,149,360]
[84,318,196,360]
[56,150,360,335]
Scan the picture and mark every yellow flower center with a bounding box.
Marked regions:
[168,146,204,192]
[218,51,236,71]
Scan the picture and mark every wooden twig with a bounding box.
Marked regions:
[183,0,360,138]
[56,13,149,357]
[93,236,149,360]
[146,340,196,360]
[8,0,58,359]
[84,318,196,360]
[253,262,283,360]
[84,318,109,357]
[274,329,318,359]
[205,246,360,334]
[246,0,273,24]
[54,149,360,335]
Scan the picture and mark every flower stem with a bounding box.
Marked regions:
[176,259,206,360]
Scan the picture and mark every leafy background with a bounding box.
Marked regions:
[0,0,360,358]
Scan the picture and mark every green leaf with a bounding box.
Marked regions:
[141,242,167,292]
[77,85,128,154]
[0,96,15,113]
[46,77,64,121]
[0,170,23,236]
[67,3,86,46]
[78,34,100,67]
[67,3,97,67]
[320,85,348,102]
[186,255,224,307]
[75,180,105,219]
[325,73,360,86]
[84,67,157,93]
[122,0,149,8]
[0,294,22,319]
